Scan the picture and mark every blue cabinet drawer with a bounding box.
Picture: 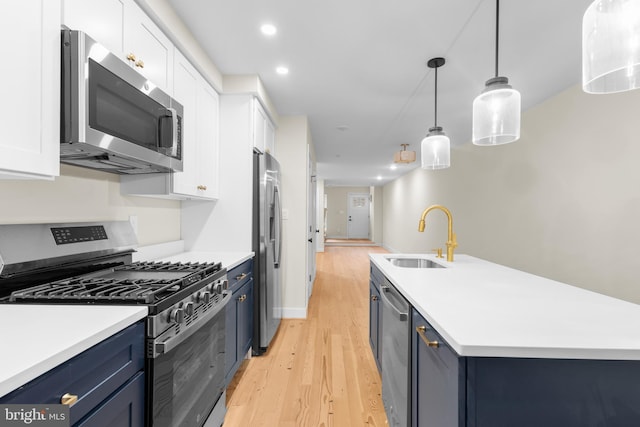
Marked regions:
[228,258,253,292]
[1,321,144,425]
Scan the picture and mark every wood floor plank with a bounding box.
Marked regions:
[225,245,389,426]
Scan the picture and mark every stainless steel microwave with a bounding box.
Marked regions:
[60,29,183,174]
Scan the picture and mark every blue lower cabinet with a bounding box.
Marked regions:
[369,263,382,372]
[75,371,144,427]
[225,259,254,386]
[1,321,145,427]
[411,309,640,427]
[411,309,465,427]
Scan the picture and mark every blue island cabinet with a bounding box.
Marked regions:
[369,262,383,372]
[411,309,640,427]
[1,321,145,427]
[225,258,255,386]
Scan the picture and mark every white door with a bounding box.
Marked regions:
[347,193,370,239]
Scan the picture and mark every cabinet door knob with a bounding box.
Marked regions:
[126,53,136,62]
[61,393,78,406]
[371,295,378,301]
[135,59,145,68]
[416,325,439,348]
[238,294,247,302]
[197,185,207,191]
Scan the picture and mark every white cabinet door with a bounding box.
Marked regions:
[124,0,173,94]
[62,0,126,56]
[195,80,220,199]
[265,115,275,155]
[253,101,267,153]
[171,50,199,196]
[0,0,60,179]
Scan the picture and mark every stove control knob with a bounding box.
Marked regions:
[197,291,211,304]
[170,308,184,324]
[213,283,223,295]
[184,302,194,317]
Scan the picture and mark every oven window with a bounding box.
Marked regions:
[151,310,226,427]
[88,58,168,153]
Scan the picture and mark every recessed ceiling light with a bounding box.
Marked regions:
[390,164,397,170]
[276,66,289,75]
[377,175,383,180]
[260,24,277,36]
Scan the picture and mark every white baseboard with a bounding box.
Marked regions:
[282,306,307,319]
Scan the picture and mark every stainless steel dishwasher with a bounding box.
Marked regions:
[380,277,411,427]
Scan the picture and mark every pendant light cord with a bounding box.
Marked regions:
[495,0,500,78]
[434,66,438,127]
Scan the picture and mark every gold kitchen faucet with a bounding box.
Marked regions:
[418,205,457,262]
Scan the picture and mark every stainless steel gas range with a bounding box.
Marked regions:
[0,221,229,427]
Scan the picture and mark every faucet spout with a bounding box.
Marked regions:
[417,205,457,262]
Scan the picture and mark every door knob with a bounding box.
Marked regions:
[308,238,313,243]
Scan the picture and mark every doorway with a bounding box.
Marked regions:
[347,192,370,239]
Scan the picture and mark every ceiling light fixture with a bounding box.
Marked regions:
[582,0,640,93]
[260,24,277,36]
[472,0,521,146]
[276,66,289,75]
[393,144,416,164]
[421,57,450,170]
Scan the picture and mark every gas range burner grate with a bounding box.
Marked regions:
[9,261,223,305]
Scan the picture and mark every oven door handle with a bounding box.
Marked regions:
[153,291,231,357]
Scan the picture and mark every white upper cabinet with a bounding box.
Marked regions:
[253,101,275,155]
[62,0,173,93]
[171,50,219,199]
[123,0,173,94]
[0,0,60,179]
[120,50,219,200]
[62,0,126,55]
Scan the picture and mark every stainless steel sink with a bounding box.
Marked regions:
[384,257,446,268]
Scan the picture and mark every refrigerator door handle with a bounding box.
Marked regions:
[273,185,282,268]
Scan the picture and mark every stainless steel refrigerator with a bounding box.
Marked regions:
[252,150,283,354]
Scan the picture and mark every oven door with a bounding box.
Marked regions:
[148,293,230,427]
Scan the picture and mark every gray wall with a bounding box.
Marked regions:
[383,84,640,304]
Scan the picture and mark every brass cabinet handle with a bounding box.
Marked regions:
[126,53,136,62]
[135,59,144,68]
[235,273,247,281]
[416,325,439,348]
[197,185,207,191]
[371,295,378,301]
[61,393,78,406]
[238,294,247,302]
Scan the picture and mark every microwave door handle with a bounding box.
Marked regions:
[167,107,178,157]
[158,108,178,157]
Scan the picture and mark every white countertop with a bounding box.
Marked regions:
[0,305,147,398]
[370,253,640,360]
[155,251,253,270]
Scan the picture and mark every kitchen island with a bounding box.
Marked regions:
[369,253,640,426]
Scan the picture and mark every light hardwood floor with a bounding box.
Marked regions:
[224,245,389,426]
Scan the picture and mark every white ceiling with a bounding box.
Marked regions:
[167,0,593,186]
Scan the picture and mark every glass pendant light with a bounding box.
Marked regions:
[472,0,521,146]
[421,57,450,170]
[583,0,640,93]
